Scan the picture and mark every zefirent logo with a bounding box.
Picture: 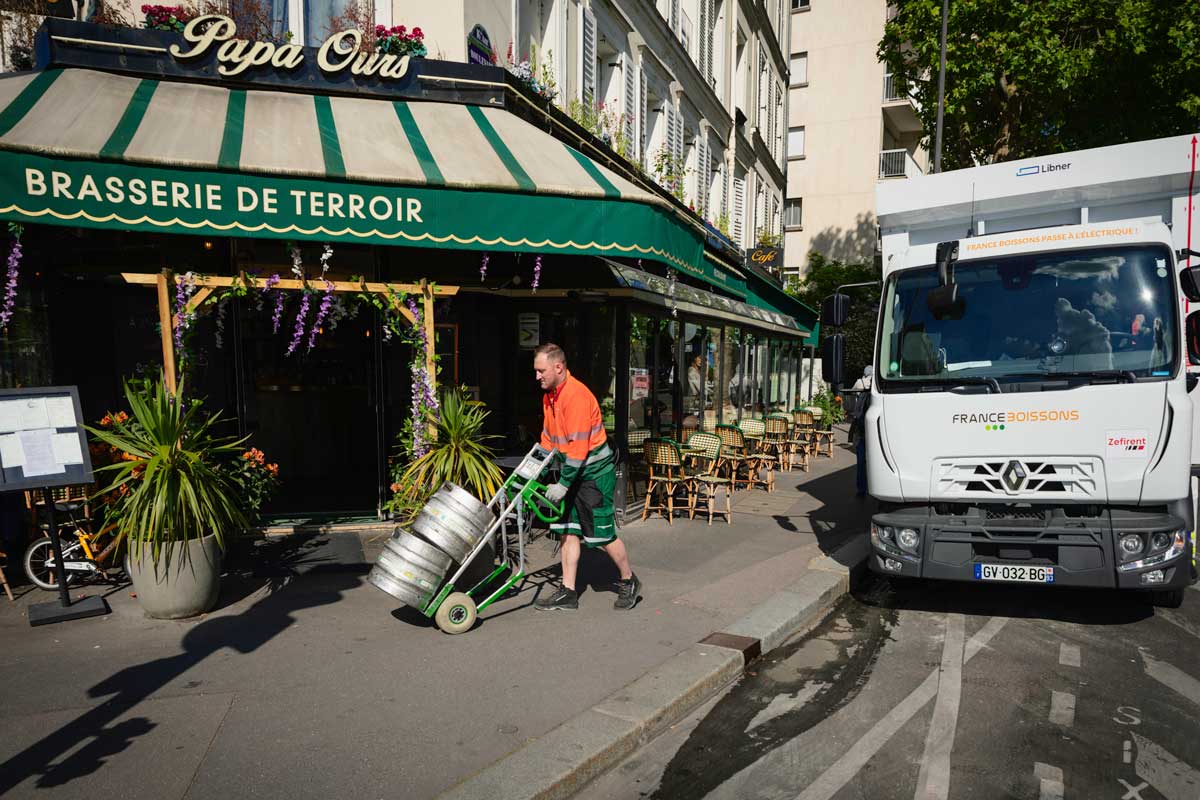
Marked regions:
[1016,162,1071,177]
[1108,435,1147,451]
[952,410,1080,431]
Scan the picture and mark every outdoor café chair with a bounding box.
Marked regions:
[764,414,794,473]
[737,418,775,492]
[715,424,760,492]
[626,428,652,501]
[791,410,816,470]
[685,432,732,525]
[641,438,690,525]
[814,421,836,458]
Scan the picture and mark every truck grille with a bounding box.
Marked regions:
[932,457,1101,500]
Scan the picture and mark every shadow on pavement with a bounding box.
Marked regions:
[856,574,1155,626]
[0,536,364,794]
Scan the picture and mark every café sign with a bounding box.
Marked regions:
[746,246,781,269]
[171,15,412,80]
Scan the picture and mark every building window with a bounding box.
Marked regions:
[681,11,692,58]
[784,199,802,229]
[790,53,807,86]
[787,126,805,158]
[792,0,810,10]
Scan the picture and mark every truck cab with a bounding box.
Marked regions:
[857,134,1200,606]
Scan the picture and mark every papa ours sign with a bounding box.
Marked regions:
[170,15,413,80]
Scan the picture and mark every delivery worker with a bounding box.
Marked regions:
[532,343,641,611]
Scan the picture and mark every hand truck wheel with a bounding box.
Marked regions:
[434,592,477,635]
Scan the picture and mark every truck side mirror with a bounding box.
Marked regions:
[822,293,850,327]
[821,333,845,387]
[1187,310,1200,365]
[1180,264,1200,303]
[928,239,964,319]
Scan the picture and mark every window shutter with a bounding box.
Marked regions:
[767,78,775,154]
[696,134,707,215]
[674,111,684,166]
[670,0,679,34]
[698,0,710,84]
[733,176,745,245]
[639,69,648,167]
[757,51,766,127]
[720,161,728,220]
[582,7,597,102]
[623,54,636,149]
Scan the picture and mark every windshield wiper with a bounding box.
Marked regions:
[914,376,1002,394]
[1004,369,1139,385]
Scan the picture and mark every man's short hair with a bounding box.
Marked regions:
[534,343,567,365]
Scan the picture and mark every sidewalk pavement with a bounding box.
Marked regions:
[0,433,872,800]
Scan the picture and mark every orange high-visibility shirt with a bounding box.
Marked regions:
[541,372,610,485]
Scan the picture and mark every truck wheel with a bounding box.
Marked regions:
[435,592,477,634]
[1152,588,1185,609]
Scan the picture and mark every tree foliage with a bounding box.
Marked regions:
[785,253,880,385]
[879,0,1200,169]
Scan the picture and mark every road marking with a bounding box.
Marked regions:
[1049,690,1076,727]
[1058,643,1081,668]
[913,614,966,800]
[795,616,1009,800]
[1034,762,1063,800]
[1156,608,1200,641]
[1119,778,1148,799]
[1141,652,1200,709]
[1125,739,1133,764]
[1133,733,1200,800]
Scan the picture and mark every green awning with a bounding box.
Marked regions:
[742,273,820,347]
[0,67,710,283]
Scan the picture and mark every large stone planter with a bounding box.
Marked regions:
[125,533,223,619]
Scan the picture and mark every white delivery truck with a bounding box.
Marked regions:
[831,133,1200,607]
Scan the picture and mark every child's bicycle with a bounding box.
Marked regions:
[22,500,123,590]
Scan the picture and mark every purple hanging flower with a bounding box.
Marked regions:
[480,252,489,282]
[404,296,439,459]
[262,273,284,333]
[287,293,310,356]
[215,298,227,349]
[306,279,335,351]
[0,225,23,332]
[532,254,542,292]
[173,271,198,354]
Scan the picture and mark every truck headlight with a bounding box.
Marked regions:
[871,523,895,545]
[897,528,920,553]
[1119,531,1187,572]
[1119,534,1144,557]
[1150,532,1173,552]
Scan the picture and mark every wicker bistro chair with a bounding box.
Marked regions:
[625,429,652,501]
[641,438,691,525]
[685,432,732,525]
[737,419,775,492]
[814,420,836,458]
[764,415,794,473]
[790,410,817,470]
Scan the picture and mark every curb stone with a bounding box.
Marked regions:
[434,534,870,800]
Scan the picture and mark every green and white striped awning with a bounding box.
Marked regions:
[0,68,705,277]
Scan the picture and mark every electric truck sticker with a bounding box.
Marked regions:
[952,410,1080,430]
[1107,430,1149,458]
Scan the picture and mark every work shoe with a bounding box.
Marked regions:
[613,573,642,610]
[535,585,578,611]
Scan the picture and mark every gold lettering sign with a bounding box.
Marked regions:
[750,249,778,264]
[170,15,410,81]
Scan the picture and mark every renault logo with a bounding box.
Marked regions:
[1002,460,1027,492]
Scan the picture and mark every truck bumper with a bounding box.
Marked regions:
[869,506,1196,591]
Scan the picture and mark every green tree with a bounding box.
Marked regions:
[879,0,1200,169]
[785,252,880,385]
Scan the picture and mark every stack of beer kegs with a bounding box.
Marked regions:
[368,483,495,609]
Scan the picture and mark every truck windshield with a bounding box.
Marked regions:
[878,245,1177,386]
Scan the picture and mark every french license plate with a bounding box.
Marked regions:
[974,563,1055,584]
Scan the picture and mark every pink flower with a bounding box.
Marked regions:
[412,27,423,38]
[395,25,406,35]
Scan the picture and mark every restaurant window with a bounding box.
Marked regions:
[682,322,710,440]
[629,312,654,439]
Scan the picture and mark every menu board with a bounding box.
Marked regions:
[0,387,94,492]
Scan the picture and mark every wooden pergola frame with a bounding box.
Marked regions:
[122,271,459,399]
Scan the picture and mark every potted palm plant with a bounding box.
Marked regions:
[88,376,250,619]
[387,386,503,521]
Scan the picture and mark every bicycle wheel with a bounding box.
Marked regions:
[23,536,77,591]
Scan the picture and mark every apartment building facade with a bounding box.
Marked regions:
[783,0,925,280]
[397,0,790,254]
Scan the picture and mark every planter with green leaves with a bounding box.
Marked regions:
[387,386,503,523]
[89,377,250,619]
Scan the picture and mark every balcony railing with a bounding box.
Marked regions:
[879,148,921,179]
[882,73,907,103]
